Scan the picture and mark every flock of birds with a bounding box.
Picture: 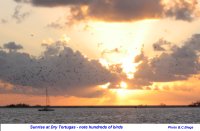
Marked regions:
[2,48,111,90]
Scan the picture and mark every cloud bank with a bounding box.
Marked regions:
[0,34,199,94]
[0,41,117,97]
[15,0,199,22]
[132,34,200,87]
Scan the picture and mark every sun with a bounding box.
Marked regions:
[116,89,128,98]
[121,57,140,79]
[115,81,129,98]
[120,81,128,89]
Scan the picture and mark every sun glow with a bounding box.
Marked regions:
[120,81,128,89]
[90,20,157,79]
[120,20,158,79]
[99,82,111,89]
[91,20,158,98]
[60,34,71,43]
[116,89,128,98]
[121,57,139,79]
[111,81,129,98]
[99,58,110,69]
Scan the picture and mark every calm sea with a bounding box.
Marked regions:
[0,108,200,123]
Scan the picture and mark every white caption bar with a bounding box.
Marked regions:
[1,124,200,131]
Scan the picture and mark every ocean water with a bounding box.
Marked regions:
[0,108,200,123]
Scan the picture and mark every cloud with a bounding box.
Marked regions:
[14,0,30,3]
[15,0,91,7]
[101,48,123,57]
[106,34,200,90]
[77,0,163,22]
[47,22,64,29]
[46,19,65,29]
[164,0,199,22]
[3,42,23,51]
[0,41,118,97]
[133,34,200,85]
[153,38,171,51]
[1,19,8,24]
[12,5,30,23]
[15,0,199,22]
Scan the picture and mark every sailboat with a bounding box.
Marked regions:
[38,87,54,111]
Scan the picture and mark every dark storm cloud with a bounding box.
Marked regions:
[134,34,200,84]
[15,0,199,22]
[12,5,30,23]
[81,0,163,22]
[0,41,118,97]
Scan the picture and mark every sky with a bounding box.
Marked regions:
[0,0,200,106]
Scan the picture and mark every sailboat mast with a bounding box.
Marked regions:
[38,87,54,111]
[46,87,47,107]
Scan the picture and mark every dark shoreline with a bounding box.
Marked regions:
[0,105,200,108]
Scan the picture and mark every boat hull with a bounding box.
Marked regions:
[38,108,54,111]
